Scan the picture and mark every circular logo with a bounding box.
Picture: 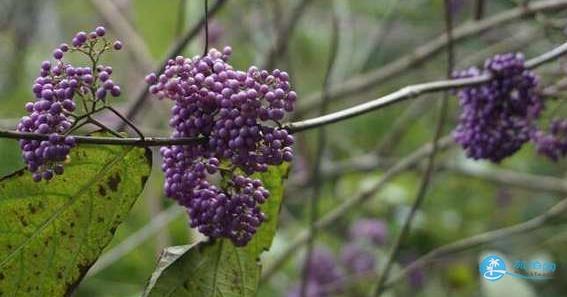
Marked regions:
[479,255,507,281]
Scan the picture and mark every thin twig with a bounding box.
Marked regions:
[262,0,315,69]
[90,0,154,72]
[458,24,540,67]
[297,0,567,115]
[121,0,229,128]
[441,162,567,193]
[360,0,403,69]
[175,0,187,38]
[105,105,145,139]
[286,40,567,133]
[383,197,567,290]
[320,154,567,195]
[87,117,124,138]
[299,12,339,297]
[2,40,567,146]
[371,1,454,294]
[0,129,204,146]
[374,99,431,155]
[474,0,485,20]
[203,0,209,56]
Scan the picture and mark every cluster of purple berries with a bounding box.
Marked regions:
[453,53,542,162]
[532,119,567,161]
[17,27,123,181]
[148,47,296,246]
[287,247,343,297]
[287,219,388,297]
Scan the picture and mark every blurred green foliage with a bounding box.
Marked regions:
[0,0,567,296]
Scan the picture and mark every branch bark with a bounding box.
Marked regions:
[296,0,567,116]
[2,39,567,146]
[383,197,567,290]
[321,155,567,195]
[286,40,567,133]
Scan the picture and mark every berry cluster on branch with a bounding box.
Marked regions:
[147,47,296,246]
[453,53,542,162]
[453,52,567,163]
[17,27,123,181]
[12,26,567,248]
[532,118,567,160]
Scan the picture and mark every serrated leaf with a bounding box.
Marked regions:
[143,164,289,297]
[0,142,151,296]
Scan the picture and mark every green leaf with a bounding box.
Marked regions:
[0,142,151,296]
[142,164,289,297]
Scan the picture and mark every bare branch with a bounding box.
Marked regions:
[120,0,229,127]
[262,0,315,69]
[0,129,204,146]
[371,2,455,295]
[383,197,567,290]
[474,0,485,20]
[2,40,567,146]
[90,0,154,72]
[297,0,567,115]
[286,40,567,133]
[322,154,567,195]
[299,11,340,297]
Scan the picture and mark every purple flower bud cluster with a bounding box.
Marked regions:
[340,218,388,276]
[453,53,542,162]
[17,26,123,181]
[400,252,425,289]
[336,218,388,276]
[186,175,269,245]
[349,218,388,245]
[149,47,296,246]
[532,119,567,161]
[340,243,376,275]
[287,219,388,297]
[287,247,343,297]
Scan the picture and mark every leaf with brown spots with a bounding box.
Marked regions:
[142,164,289,297]
[0,140,151,296]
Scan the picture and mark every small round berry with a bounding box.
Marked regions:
[59,43,69,52]
[41,61,51,71]
[145,73,157,84]
[96,88,107,100]
[25,102,34,112]
[110,86,121,97]
[53,49,64,60]
[76,31,88,43]
[113,41,123,50]
[95,26,106,37]
[98,71,110,82]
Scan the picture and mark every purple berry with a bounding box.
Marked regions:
[453,53,541,162]
[113,41,123,50]
[148,47,296,246]
[349,219,388,245]
[340,243,376,274]
[95,26,106,37]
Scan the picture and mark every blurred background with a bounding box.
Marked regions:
[1,0,567,296]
